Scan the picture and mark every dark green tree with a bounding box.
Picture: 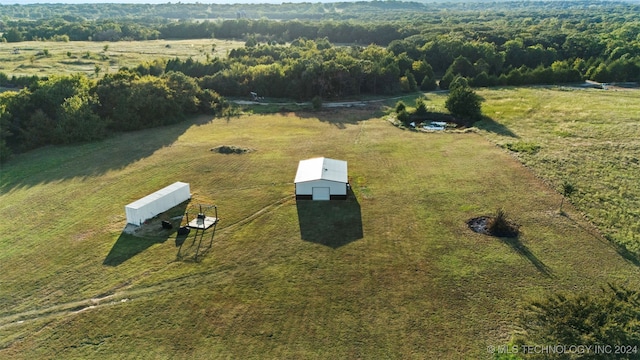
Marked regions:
[311,95,322,110]
[447,55,476,78]
[438,71,455,90]
[163,71,201,114]
[414,98,428,117]
[449,76,469,91]
[400,70,417,92]
[445,83,483,123]
[420,75,437,91]
[396,109,410,126]
[411,60,434,85]
[54,94,106,144]
[560,180,576,212]
[3,28,24,42]
[0,103,12,163]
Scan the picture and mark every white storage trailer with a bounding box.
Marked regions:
[294,157,348,200]
[125,182,191,226]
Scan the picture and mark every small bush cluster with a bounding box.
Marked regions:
[393,98,458,128]
[211,145,254,154]
[502,142,541,154]
[487,208,519,237]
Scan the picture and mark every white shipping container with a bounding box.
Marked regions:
[125,182,191,226]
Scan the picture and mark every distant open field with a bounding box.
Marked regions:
[1,95,639,358]
[0,39,244,77]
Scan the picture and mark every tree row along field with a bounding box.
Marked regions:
[1,0,640,89]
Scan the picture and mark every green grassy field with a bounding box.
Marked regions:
[1,92,639,359]
[0,39,243,78]
[474,86,640,256]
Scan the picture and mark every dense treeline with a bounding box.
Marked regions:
[2,0,640,162]
[0,71,227,163]
[1,1,637,23]
[144,34,638,101]
[1,1,639,87]
[0,17,416,45]
[0,1,562,22]
[3,1,640,47]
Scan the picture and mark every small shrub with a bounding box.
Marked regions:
[396,109,410,125]
[487,208,519,237]
[311,96,322,110]
[211,145,254,154]
[395,100,406,114]
[414,98,428,117]
[502,142,541,154]
[559,180,576,212]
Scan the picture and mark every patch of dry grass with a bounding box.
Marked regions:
[478,86,640,255]
[0,39,243,78]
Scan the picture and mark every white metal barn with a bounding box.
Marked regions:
[294,157,348,200]
[125,182,191,226]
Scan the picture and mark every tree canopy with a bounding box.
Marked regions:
[2,0,640,162]
[0,71,227,161]
[445,82,483,123]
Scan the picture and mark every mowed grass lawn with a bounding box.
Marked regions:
[1,106,639,359]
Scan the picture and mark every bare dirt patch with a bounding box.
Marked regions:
[467,215,519,238]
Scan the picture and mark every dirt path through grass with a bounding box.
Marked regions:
[0,194,296,333]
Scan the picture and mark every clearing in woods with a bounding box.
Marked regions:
[0,39,244,77]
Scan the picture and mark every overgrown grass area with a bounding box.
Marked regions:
[475,86,640,256]
[0,39,244,78]
[1,105,639,359]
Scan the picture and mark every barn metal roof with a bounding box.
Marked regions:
[294,157,348,184]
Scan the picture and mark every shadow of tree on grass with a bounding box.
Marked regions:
[474,116,519,138]
[560,211,640,268]
[295,107,383,129]
[499,235,553,277]
[1,116,209,193]
[613,243,640,267]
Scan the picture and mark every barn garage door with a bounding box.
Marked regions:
[312,187,330,200]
